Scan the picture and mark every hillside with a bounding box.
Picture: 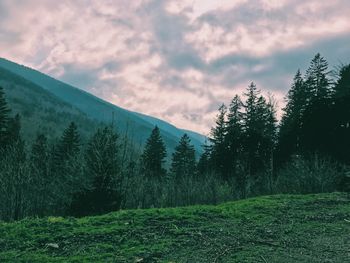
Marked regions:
[0,67,101,141]
[0,193,349,262]
[0,58,206,154]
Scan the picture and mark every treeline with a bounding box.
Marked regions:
[0,53,349,221]
[0,86,224,220]
[202,54,350,197]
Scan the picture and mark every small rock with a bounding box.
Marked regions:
[46,243,59,249]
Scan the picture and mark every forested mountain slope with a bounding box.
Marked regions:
[0,58,206,154]
[0,67,99,142]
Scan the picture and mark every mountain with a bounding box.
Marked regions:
[0,58,206,155]
[0,66,100,142]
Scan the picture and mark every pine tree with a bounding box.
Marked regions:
[139,126,167,208]
[0,86,10,149]
[330,64,350,164]
[241,82,277,194]
[141,126,167,178]
[52,122,82,214]
[334,64,350,98]
[171,134,196,181]
[242,82,262,178]
[304,53,333,100]
[197,140,211,176]
[225,95,243,180]
[170,134,197,206]
[55,122,80,161]
[301,54,333,154]
[209,104,228,179]
[260,96,277,193]
[82,126,121,215]
[277,70,307,165]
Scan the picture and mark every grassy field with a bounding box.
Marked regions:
[0,193,349,262]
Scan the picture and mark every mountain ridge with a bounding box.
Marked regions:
[0,57,206,154]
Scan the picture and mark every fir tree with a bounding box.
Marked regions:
[171,134,196,181]
[197,140,211,176]
[242,82,262,178]
[141,126,167,178]
[304,53,332,100]
[242,82,277,194]
[209,104,228,179]
[334,64,350,98]
[225,95,243,180]
[260,96,278,193]
[330,64,350,164]
[277,70,306,164]
[82,126,121,215]
[57,122,80,159]
[301,54,333,154]
[52,122,82,214]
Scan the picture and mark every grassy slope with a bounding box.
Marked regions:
[0,193,349,263]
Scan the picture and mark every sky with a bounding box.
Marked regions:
[1,0,350,135]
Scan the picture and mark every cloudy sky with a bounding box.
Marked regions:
[1,0,350,134]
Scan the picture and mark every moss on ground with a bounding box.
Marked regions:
[0,193,349,262]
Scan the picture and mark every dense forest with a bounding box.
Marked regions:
[0,53,349,221]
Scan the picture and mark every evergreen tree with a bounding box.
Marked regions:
[241,83,277,194]
[304,53,332,100]
[330,64,350,164]
[242,82,262,178]
[277,70,307,164]
[0,87,10,149]
[55,122,80,162]
[170,134,197,206]
[225,95,243,181]
[141,126,167,178]
[301,55,333,154]
[197,140,211,176]
[52,122,82,214]
[260,96,278,193]
[209,104,228,179]
[80,126,121,215]
[334,64,350,98]
[171,134,196,181]
[138,126,167,208]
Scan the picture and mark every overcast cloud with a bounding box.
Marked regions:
[1,0,350,134]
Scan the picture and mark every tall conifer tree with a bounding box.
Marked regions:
[141,126,167,178]
[83,126,121,214]
[225,95,243,180]
[171,134,196,181]
[209,104,228,178]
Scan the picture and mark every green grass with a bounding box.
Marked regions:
[1,193,349,262]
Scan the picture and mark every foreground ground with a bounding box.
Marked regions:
[0,193,349,262]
